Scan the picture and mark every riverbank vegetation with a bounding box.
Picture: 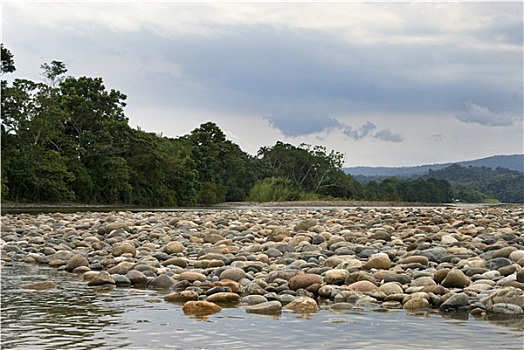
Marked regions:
[2,46,521,206]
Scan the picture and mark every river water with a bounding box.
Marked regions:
[1,263,523,350]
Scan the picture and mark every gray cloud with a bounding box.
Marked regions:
[339,122,403,142]
[146,23,522,115]
[455,101,516,126]
[6,9,522,117]
[339,121,376,140]
[373,129,404,143]
[265,109,339,137]
[266,110,403,143]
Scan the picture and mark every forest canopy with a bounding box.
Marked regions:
[1,48,520,205]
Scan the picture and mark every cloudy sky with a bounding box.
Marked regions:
[2,1,523,167]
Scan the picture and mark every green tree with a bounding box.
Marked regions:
[1,44,15,75]
[60,76,130,161]
[125,130,198,206]
[185,122,257,204]
[425,164,523,203]
[163,140,199,206]
[40,60,67,87]
[378,177,402,201]
[1,75,73,202]
[59,76,132,202]
[257,142,354,197]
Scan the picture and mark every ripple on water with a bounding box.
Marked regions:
[1,263,523,350]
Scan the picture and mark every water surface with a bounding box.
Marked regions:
[1,264,523,349]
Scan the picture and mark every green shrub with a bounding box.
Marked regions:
[247,177,321,202]
[198,181,227,205]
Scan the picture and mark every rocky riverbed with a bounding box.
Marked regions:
[2,205,524,319]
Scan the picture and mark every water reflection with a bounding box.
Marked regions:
[1,265,131,349]
[440,309,470,321]
[404,309,434,318]
[485,314,524,330]
[1,263,523,350]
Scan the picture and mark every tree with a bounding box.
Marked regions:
[92,156,131,203]
[425,164,523,203]
[125,130,199,206]
[1,56,136,204]
[60,76,129,160]
[40,61,67,87]
[1,77,72,201]
[58,76,132,202]
[257,142,352,196]
[185,122,257,204]
[1,44,15,75]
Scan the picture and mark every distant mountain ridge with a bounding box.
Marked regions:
[344,154,524,177]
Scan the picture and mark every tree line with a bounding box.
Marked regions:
[424,164,524,203]
[0,46,478,206]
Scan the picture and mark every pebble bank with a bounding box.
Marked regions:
[2,205,524,319]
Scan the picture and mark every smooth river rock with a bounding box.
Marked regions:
[244,301,283,314]
[282,296,319,313]
[182,300,222,316]
[21,281,56,290]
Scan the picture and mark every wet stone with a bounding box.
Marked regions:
[165,290,200,303]
[65,254,89,272]
[440,293,469,310]
[87,271,115,286]
[182,300,222,316]
[206,286,232,295]
[282,296,319,313]
[403,297,430,310]
[112,274,132,287]
[21,281,56,290]
[487,303,524,316]
[441,269,470,288]
[480,287,524,309]
[126,270,148,286]
[205,292,240,303]
[241,295,268,305]
[148,274,175,289]
[244,301,282,314]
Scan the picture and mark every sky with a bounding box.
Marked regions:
[2,1,523,167]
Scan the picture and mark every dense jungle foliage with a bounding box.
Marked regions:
[1,47,520,205]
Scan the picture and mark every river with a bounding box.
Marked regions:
[1,263,523,350]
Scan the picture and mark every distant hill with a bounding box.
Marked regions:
[423,164,524,203]
[344,154,523,177]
